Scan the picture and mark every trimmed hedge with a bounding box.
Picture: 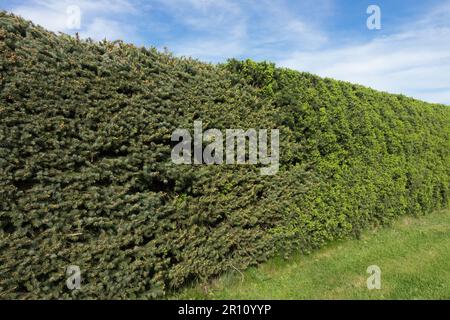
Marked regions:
[0,12,449,299]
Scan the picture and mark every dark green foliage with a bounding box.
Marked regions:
[1,12,449,299]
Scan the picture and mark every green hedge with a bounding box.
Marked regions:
[0,12,449,299]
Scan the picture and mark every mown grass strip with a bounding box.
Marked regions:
[176,209,450,300]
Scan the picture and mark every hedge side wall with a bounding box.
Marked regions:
[1,13,449,299]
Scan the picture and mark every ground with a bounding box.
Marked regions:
[174,208,450,299]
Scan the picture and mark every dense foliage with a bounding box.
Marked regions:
[1,12,449,299]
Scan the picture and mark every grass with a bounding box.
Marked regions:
[173,209,450,300]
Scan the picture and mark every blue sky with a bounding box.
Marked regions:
[2,0,450,104]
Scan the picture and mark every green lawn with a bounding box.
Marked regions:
[174,209,450,300]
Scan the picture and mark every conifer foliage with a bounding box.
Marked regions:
[0,12,449,299]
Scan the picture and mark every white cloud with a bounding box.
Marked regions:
[10,0,139,41]
[278,3,450,104]
[170,39,244,61]
[158,0,329,62]
[13,5,68,32]
[79,18,136,41]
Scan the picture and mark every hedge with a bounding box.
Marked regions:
[0,12,449,299]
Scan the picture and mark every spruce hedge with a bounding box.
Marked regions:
[0,12,449,299]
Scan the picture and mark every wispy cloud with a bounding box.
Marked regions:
[10,0,141,42]
[278,2,450,104]
[156,0,330,62]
